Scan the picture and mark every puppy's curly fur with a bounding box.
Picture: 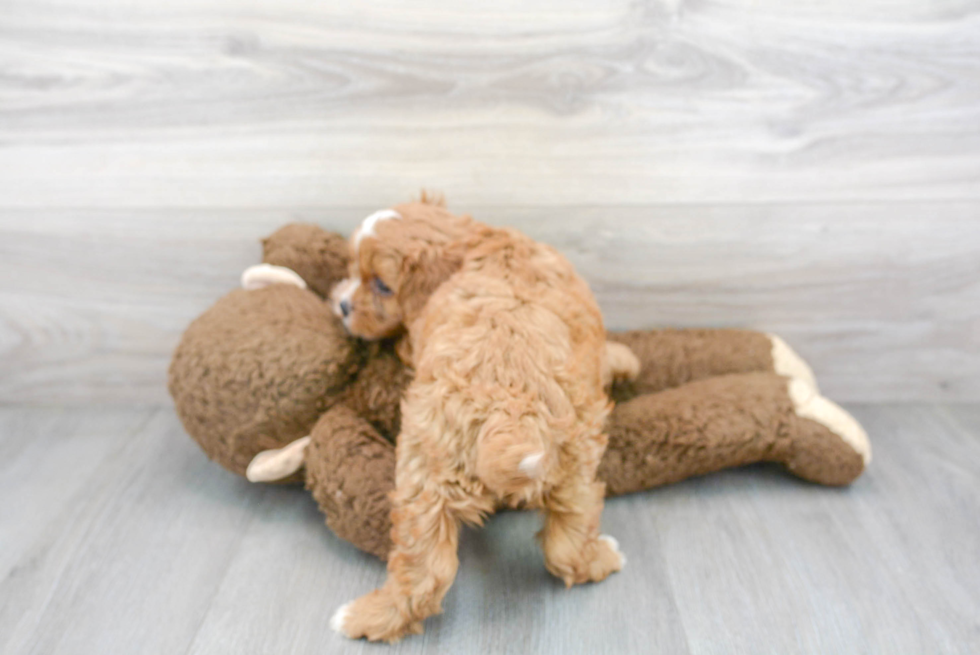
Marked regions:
[331,200,625,642]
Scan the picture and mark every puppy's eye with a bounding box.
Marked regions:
[372,277,393,296]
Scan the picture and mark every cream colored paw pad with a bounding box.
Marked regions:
[788,378,871,465]
[768,334,818,391]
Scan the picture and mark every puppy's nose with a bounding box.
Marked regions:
[339,299,352,318]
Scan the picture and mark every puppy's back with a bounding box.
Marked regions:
[409,225,610,501]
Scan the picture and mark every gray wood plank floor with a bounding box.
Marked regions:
[2,405,977,654]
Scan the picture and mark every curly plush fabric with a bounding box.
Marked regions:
[168,285,360,478]
[262,223,350,299]
[306,405,396,559]
[607,329,774,400]
[169,221,869,561]
[600,371,863,496]
[337,340,413,442]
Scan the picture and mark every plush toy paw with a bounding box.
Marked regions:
[788,379,870,465]
[330,589,422,643]
[784,377,871,485]
[768,334,818,391]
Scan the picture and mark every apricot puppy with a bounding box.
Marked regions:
[330,201,624,642]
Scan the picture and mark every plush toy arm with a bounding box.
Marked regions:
[599,371,869,496]
[607,328,816,401]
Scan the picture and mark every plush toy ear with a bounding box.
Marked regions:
[241,263,308,290]
[246,436,311,482]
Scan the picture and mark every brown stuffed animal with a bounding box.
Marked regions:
[168,218,870,559]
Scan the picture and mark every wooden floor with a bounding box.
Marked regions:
[1,404,978,654]
[2,1,979,652]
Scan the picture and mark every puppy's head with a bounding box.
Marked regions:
[332,203,475,340]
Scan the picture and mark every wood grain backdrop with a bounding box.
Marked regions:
[1,0,978,403]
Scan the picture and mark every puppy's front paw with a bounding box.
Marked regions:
[598,534,627,570]
[548,533,626,587]
[329,602,351,635]
[330,589,421,643]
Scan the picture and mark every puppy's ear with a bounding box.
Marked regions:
[417,189,445,207]
[398,242,464,320]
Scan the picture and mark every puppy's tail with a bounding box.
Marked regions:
[475,411,554,497]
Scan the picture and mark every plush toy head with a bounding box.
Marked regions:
[168,224,363,479]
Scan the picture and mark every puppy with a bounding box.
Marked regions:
[331,201,626,642]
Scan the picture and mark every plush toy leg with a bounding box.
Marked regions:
[599,371,869,495]
[608,329,817,399]
[304,405,396,559]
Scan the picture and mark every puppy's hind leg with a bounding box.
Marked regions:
[331,480,485,642]
[539,470,625,588]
